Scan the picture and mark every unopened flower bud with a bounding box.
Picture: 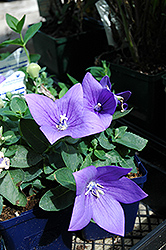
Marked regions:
[27,63,41,78]
[6,91,12,100]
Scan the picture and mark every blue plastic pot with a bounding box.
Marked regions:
[0,205,73,250]
[79,155,148,241]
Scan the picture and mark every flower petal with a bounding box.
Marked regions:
[96,166,132,182]
[25,94,58,127]
[82,72,102,108]
[91,193,125,236]
[68,193,92,231]
[105,177,148,204]
[73,166,97,195]
[116,91,131,102]
[100,75,111,90]
[98,89,117,114]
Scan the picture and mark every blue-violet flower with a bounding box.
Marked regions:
[25,83,106,144]
[68,165,148,236]
[82,73,117,129]
[100,75,131,111]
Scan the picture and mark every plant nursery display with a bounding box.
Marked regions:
[0,13,148,250]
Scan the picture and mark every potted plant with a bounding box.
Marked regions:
[0,13,148,250]
[32,0,108,82]
[93,0,166,141]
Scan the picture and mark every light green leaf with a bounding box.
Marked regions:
[10,97,27,115]
[94,149,107,160]
[0,195,3,214]
[0,38,23,47]
[10,145,43,168]
[97,132,115,150]
[39,186,75,211]
[61,143,83,171]
[80,153,92,169]
[6,13,19,32]
[22,165,43,182]
[113,131,148,151]
[16,15,26,33]
[54,167,76,191]
[113,108,133,120]
[67,74,79,84]
[24,22,42,45]
[0,170,27,206]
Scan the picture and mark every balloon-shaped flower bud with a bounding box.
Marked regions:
[26,63,41,78]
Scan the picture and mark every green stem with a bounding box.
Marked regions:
[20,33,31,64]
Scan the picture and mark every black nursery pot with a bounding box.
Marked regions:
[32,18,108,82]
[78,155,148,241]
[0,205,73,250]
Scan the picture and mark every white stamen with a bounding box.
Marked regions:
[56,114,68,131]
[85,181,104,198]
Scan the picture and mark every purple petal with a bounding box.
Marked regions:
[98,89,118,114]
[0,75,6,83]
[91,193,125,236]
[82,72,102,107]
[100,75,111,90]
[116,91,131,102]
[25,94,59,126]
[96,166,132,182]
[105,177,148,204]
[68,193,92,231]
[73,166,97,195]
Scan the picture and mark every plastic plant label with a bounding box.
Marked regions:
[0,47,28,77]
[0,71,26,99]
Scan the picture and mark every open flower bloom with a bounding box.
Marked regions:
[0,152,10,173]
[68,165,148,236]
[100,75,131,111]
[82,73,117,129]
[25,83,106,145]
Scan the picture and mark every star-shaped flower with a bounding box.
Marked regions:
[25,83,105,145]
[82,73,117,129]
[99,75,131,111]
[68,165,148,236]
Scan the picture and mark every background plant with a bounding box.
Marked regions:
[102,0,166,72]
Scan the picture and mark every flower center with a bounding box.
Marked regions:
[94,103,102,112]
[85,181,104,198]
[56,114,68,131]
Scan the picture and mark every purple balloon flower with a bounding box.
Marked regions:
[99,75,131,111]
[82,73,117,129]
[25,83,106,145]
[68,165,148,236]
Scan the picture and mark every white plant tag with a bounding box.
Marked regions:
[0,71,26,99]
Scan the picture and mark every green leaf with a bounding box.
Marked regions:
[97,132,115,150]
[112,132,148,151]
[19,119,50,153]
[3,130,20,145]
[61,143,83,171]
[94,149,107,160]
[0,38,23,48]
[10,145,43,168]
[39,186,75,211]
[80,153,92,169]
[113,108,133,120]
[0,170,27,206]
[77,140,88,156]
[6,13,19,32]
[10,97,27,115]
[22,164,43,182]
[114,126,128,139]
[0,195,3,214]
[16,15,26,33]
[29,53,41,63]
[58,82,69,98]
[67,74,79,84]
[24,22,42,45]
[54,167,76,191]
